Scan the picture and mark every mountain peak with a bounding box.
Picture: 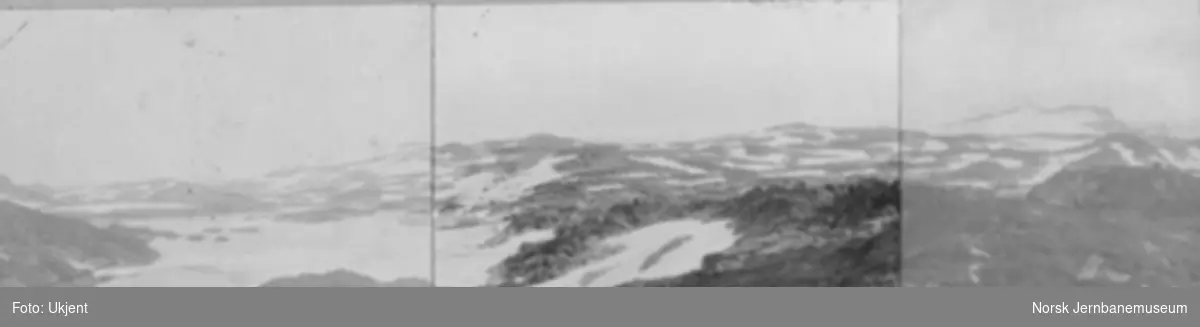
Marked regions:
[519,133,576,145]
[934,105,1129,136]
[1041,104,1117,118]
[764,121,818,132]
[489,133,581,153]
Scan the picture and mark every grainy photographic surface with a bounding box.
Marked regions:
[432,1,900,287]
[900,0,1200,287]
[0,6,433,287]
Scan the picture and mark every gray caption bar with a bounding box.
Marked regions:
[0,289,1195,327]
[0,0,785,9]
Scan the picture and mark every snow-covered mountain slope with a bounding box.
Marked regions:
[893,106,1200,194]
[433,123,902,287]
[434,123,900,212]
[433,106,1200,219]
[434,105,1199,287]
[5,104,1196,288]
[900,131,1200,194]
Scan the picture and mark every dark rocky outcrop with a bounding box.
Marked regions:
[487,177,900,287]
[0,201,158,287]
[1026,165,1200,219]
[904,166,1200,287]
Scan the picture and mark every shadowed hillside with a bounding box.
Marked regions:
[487,177,899,287]
[904,166,1200,287]
[0,201,158,286]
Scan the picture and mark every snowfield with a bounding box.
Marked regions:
[95,210,430,287]
[534,219,739,287]
[46,202,196,214]
[435,223,557,287]
[434,218,741,287]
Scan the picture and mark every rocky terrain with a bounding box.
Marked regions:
[904,166,1200,287]
[903,106,1200,287]
[432,120,905,287]
[433,105,1200,287]
[0,201,158,287]
[4,104,1198,287]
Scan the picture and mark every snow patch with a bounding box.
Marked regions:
[796,149,870,165]
[813,128,838,143]
[943,153,991,171]
[720,161,780,172]
[726,147,789,164]
[46,202,196,213]
[465,155,575,205]
[763,133,807,147]
[436,225,557,287]
[628,156,708,175]
[1020,148,1102,186]
[0,194,46,209]
[664,176,726,186]
[993,158,1024,169]
[943,180,994,189]
[762,169,827,178]
[616,172,661,179]
[1003,136,1093,152]
[534,219,739,287]
[586,184,626,192]
[1109,142,1142,166]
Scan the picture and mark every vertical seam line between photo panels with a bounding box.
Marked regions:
[895,0,905,286]
[428,2,439,288]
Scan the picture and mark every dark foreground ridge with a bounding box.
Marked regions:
[904,165,1200,287]
[489,177,900,287]
[0,201,159,287]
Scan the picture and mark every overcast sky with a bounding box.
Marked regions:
[9,1,1181,186]
[435,1,899,144]
[903,0,1199,128]
[0,7,430,187]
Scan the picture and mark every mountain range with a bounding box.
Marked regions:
[2,105,1198,287]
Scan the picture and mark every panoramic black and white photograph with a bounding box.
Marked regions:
[431,1,901,287]
[0,6,433,287]
[900,0,1200,287]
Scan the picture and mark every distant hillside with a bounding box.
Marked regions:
[258,269,430,287]
[0,175,59,208]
